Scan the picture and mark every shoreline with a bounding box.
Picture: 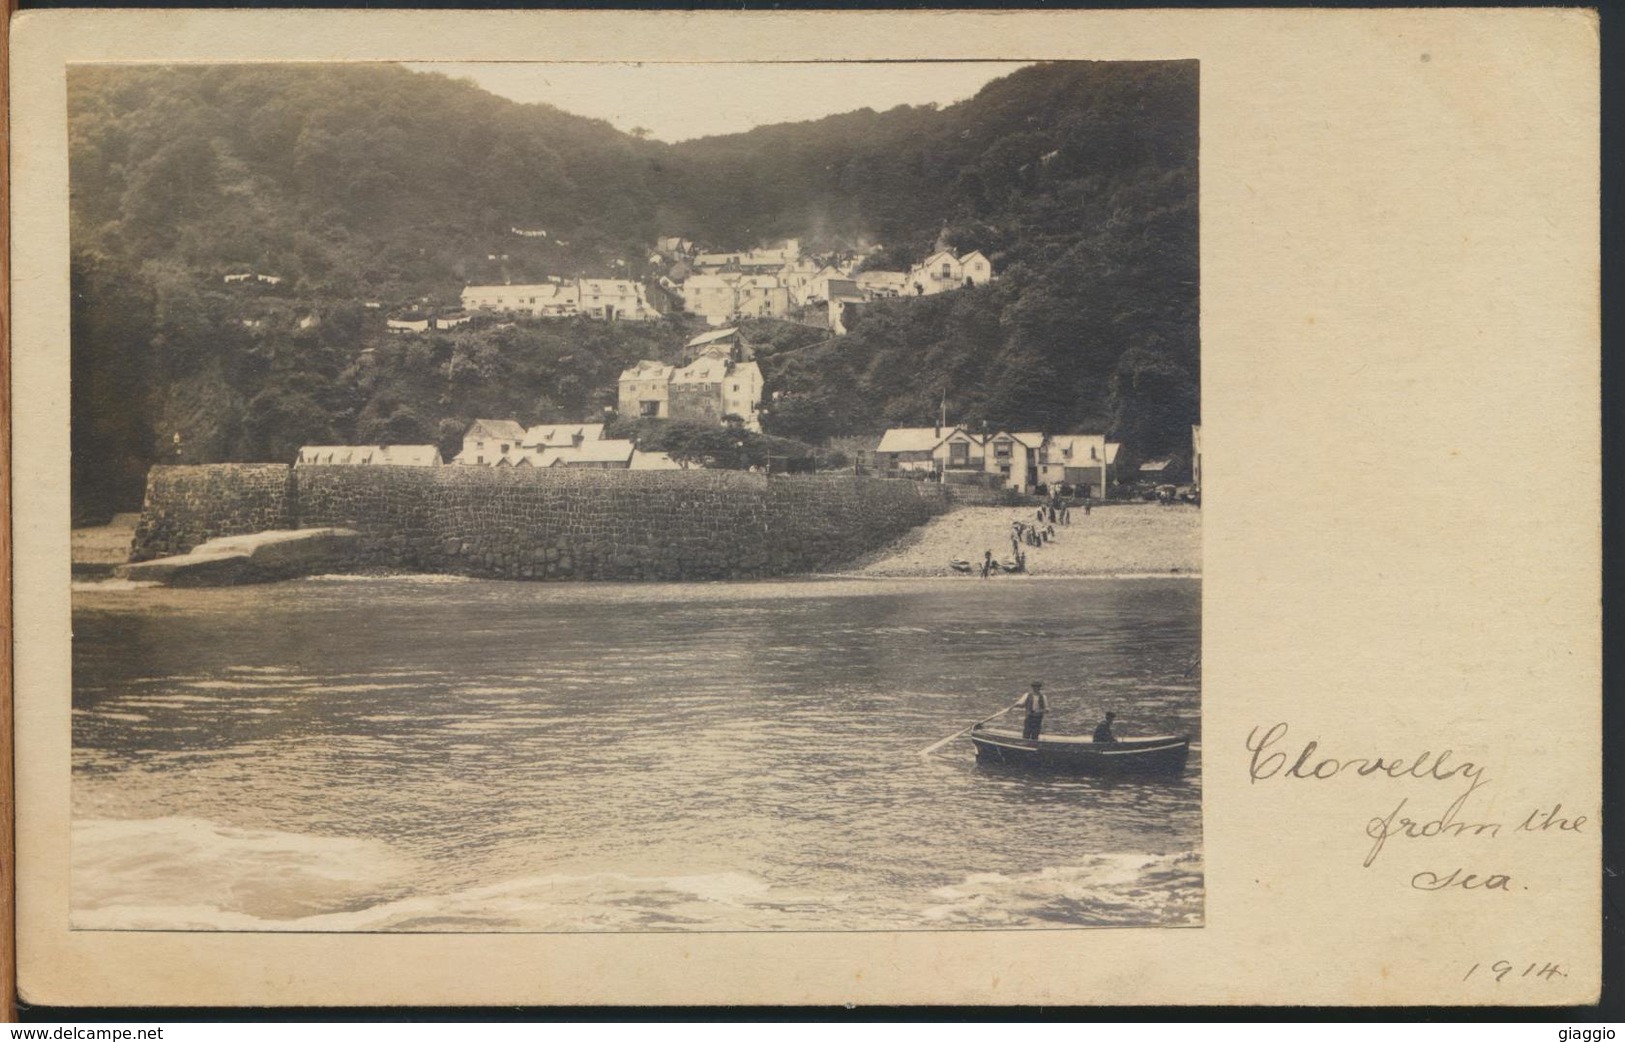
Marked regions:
[72,502,1201,590]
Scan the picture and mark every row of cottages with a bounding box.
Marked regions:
[448,420,682,470]
[296,445,443,466]
[904,250,994,297]
[681,273,792,327]
[875,426,1119,495]
[461,279,657,321]
[617,330,764,431]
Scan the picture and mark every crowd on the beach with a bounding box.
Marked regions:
[974,490,1092,577]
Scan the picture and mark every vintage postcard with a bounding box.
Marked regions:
[9,8,1599,1006]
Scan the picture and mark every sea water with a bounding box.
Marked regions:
[71,575,1202,932]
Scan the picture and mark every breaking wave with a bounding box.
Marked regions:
[72,816,1200,933]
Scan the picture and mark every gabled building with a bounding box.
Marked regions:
[876,425,1115,493]
[618,361,677,419]
[876,427,953,475]
[907,250,995,297]
[981,430,1045,491]
[682,273,742,327]
[735,275,790,320]
[618,355,762,431]
[576,278,655,321]
[453,419,528,466]
[1035,434,1120,497]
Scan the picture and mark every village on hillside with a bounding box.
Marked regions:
[275,234,1196,500]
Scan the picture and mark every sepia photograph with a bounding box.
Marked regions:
[64,58,1202,935]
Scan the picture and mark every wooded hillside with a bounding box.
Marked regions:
[70,61,1197,520]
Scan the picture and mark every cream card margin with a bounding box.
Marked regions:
[10,8,1600,1007]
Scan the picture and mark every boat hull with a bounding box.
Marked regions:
[969,727,1191,776]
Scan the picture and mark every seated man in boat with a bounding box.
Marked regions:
[1093,711,1118,743]
[1020,681,1047,740]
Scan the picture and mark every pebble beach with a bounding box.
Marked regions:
[853,502,1200,578]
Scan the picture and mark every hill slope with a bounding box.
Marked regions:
[69,60,1197,520]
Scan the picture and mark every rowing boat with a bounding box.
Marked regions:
[968,725,1190,775]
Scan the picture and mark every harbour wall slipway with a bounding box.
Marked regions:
[130,464,954,581]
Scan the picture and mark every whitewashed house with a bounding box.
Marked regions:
[906,250,995,296]
[577,279,655,321]
[462,282,579,318]
[875,427,950,476]
[1036,434,1120,497]
[452,419,528,466]
[618,361,677,419]
[681,274,742,326]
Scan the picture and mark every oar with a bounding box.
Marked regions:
[918,702,1022,758]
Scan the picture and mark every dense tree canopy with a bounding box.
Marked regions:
[69,60,1197,521]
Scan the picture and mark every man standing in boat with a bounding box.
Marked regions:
[1020,681,1047,740]
[1093,711,1118,743]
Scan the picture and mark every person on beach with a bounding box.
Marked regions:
[1020,682,1047,740]
[981,549,994,579]
[1093,711,1118,744]
[1061,502,1070,525]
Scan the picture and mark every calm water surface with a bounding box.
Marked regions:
[72,575,1201,931]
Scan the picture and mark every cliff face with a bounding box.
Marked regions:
[131,465,954,581]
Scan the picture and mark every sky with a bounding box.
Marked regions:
[404,61,1033,143]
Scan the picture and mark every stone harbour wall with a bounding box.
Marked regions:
[130,464,952,580]
[129,464,296,562]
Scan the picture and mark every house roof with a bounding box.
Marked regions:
[960,250,990,266]
[537,439,636,466]
[917,250,958,269]
[578,279,642,296]
[522,423,605,447]
[629,449,685,470]
[878,427,959,454]
[987,430,1044,449]
[619,360,675,382]
[672,358,728,383]
[686,327,739,349]
[298,444,441,466]
[466,419,527,442]
[1138,458,1174,473]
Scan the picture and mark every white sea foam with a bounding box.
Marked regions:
[73,815,1200,932]
[72,817,417,929]
[72,579,160,593]
[921,852,1203,927]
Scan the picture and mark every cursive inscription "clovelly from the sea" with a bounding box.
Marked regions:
[1246,722,1499,870]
